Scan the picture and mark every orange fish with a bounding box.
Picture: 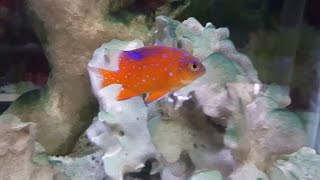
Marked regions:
[92,46,206,103]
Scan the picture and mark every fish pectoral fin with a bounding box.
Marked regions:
[116,88,141,101]
[145,90,170,103]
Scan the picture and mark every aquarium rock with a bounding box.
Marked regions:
[155,15,258,82]
[81,16,316,180]
[266,147,320,179]
[243,85,307,169]
[1,1,318,179]
[0,81,39,94]
[155,0,191,17]
[87,40,159,180]
[50,151,107,180]
[0,114,55,180]
[6,0,169,155]
[190,170,223,180]
[228,163,268,180]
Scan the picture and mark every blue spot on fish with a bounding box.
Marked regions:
[162,54,168,58]
[126,51,142,61]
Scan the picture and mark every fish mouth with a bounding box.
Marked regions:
[181,80,193,85]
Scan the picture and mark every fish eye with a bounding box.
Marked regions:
[189,62,200,71]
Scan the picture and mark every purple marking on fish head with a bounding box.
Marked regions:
[178,59,185,63]
[162,54,168,58]
[125,51,143,61]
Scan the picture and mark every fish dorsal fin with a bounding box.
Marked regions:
[145,90,170,103]
[117,88,142,101]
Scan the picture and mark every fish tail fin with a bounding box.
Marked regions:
[88,66,119,91]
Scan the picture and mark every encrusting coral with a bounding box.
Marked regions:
[82,15,312,179]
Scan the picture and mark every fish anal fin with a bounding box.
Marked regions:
[145,90,170,103]
[116,88,141,101]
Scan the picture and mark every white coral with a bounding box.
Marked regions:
[87,40,159,180]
